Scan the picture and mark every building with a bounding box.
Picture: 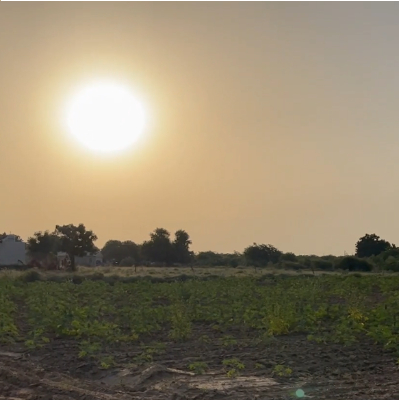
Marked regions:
[0,235,27,265]
[57,251,103,267]
[75,251,103,267]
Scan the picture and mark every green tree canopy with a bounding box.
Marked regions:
[27,231,61,256]
[55,224,98,271]
[336,256,373,272]
[101,240,139,265]
[141,228,174,264]
[244,243,282,267]
[355,234,391,258]
[173,229,193,264]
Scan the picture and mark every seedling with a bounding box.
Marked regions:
[272,364,292,377]
[188,361,208,374]
[222,358,245,378]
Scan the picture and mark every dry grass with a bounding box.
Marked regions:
[0,264,390,280]
[76,265,315,278]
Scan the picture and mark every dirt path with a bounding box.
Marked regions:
[0,334,398,400]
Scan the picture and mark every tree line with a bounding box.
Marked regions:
[19,224,399,272]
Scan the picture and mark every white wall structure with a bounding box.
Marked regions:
[74,251,103,267]
[0,235,27,265]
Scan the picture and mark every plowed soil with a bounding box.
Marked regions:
[0,330,398,400]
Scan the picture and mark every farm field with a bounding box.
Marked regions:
[1,264,395,280]
[0,273,398,400]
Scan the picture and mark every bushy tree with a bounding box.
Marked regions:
[369,245,399,272]
[195,251,224,266]
[336,256,373,272]
[312,259,333,271]
[27,231,61,257]
[119,257,136,267]
[243,243,282,267]
[102,240,139,265]
[380,245,399,261]
[194,251,243,267]
[384,256,399,272]
[282,261,306,271]
[55,224,98,271]
[173,230,193,264]
[280,252,298,262]
[355,234,391,258]
[101,240,122,264]
[141,228,174,264]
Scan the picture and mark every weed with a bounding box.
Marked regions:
[220,335,238,347]
[223,358,245,377]
[188,361,208,374]
[272,364,292,377]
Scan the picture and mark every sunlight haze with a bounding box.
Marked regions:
[0,2,398,255]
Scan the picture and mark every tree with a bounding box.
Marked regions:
[121,241,139,264]
[55,224,98,271]
[173,230,193,264]
[280,252,298,262]
[27,231,61,257]
[101,240,139,265]
[370,245,399,272]
[243,243,282,267]
[355,234,391,258]
[119,257,136,267]
[101,240,123,264]
[195,251,224,266]
[141,228,174,264]
[336,256,373,272]
[379,245,399,261]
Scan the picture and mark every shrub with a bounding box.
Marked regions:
[336,256,372,272]
[72,275,84,284]
[280,252,298,262]
[244,243,282,267]
[282,261,306,271]
[312,259,333,271]
[384,256,399,272]
[18,270,41,283]
[229,259,239,268]
[120,257,136,267]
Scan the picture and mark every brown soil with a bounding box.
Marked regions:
[0,331,398,400]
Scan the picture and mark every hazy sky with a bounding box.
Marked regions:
[0,3,398,255]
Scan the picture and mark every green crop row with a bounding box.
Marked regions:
[0,275,397,361]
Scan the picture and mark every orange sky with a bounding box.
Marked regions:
[0,3,398,255]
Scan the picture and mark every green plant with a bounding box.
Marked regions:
[222,358,245,378]
[99,355,115,369]
[199,334,211,343]
[272,364,292,377]
[78,340,102,359]
[188,361,208,374]
[0,272,397,367]
[169,302,192,341]
[220,335,237,347]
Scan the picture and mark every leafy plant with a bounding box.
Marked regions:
[272,364,292,377]
[99,355,115,369]
[220,335,237,347]
[188,361,208,374]
[223,358,245,377]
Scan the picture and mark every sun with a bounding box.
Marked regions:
[65,81,146,153]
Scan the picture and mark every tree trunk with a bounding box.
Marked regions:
[69,254,76,272]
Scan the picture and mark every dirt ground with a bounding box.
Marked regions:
[0,330,398,400]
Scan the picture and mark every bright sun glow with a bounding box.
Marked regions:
[65,81,146,153]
